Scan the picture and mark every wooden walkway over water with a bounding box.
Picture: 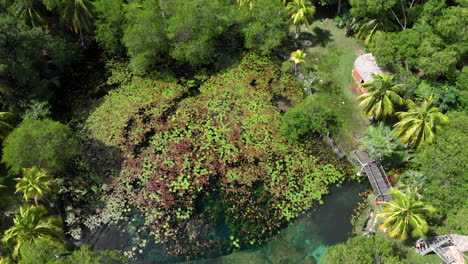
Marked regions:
[353,150,392,202]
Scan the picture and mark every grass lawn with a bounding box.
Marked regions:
[405,249,446,264]
[302,19,369,154]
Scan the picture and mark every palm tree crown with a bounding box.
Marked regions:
[62,0,94,34]
[15,167,53,205]
[377,188,436,241]
[286,0,316,33]
[356,73,405,120]
[0,112,15,141]
[289,49,307,74]
[11,0,47,28]
[394,98,449,149]
[2,205,63,257]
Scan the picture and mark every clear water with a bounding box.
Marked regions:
[85,182,363,264]
[180,182,364,264]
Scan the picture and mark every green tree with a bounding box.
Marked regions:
[122,0,168,73]
[2,119,79,174]
[394,98,449,149]
[359,123,407,168]
[349,0,424,31]
[94,0,125,55]
[2,205,63,257]
[237,0,256,10]
[286,0,316,34]
[436,204,468,235]
[368,1,466,80]
[415,81,461,112]
[61,0,94,36]
[0,14,78,104]
[351,17,396,46]
[19,240,124,264]
[322,235,408,264]
[414,112,468,221]
[165,0,238,66]
[399,170,427,191]
[289,49,307,75]
[0,112,15,140]
[241,0,288,54]
[377,188,436,241]
[58,245,124,264]
[10,0,47,28]
[281,96,341,141]
[15,167,53,205]
[356,73,405,120]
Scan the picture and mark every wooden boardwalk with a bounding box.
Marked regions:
[415,234,468,264]
[353,150,392,202]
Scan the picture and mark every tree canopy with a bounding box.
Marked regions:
[322,235,408,264]
[2,119,79,174]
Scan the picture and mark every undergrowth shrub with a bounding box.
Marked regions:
[281,95,342,141]
[2,119,78,174]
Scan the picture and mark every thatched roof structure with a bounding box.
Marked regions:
[353,53,388,83]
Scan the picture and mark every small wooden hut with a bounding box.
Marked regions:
[352,53,389,93]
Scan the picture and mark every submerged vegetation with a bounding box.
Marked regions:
[0,0,466,263]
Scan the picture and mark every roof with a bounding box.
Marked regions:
[354,53,388,83]
[451,234,468,252]
[352,69,363,84]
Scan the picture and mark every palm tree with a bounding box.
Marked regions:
[0,112,15,141]
[377,188,436,241]
[289,49,307,75]
[286,0,316,35]
[352,18,382,46]
[351,17,397,46]
[15,167,53,205]
[2,205,63,257]
[394,98,449,149]
[61,0,94,43]
[237,0,256,11]
[356,73,405,120]
[11,0,47,28]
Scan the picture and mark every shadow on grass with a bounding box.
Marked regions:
[298,27,333,48]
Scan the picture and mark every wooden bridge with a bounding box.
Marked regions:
[415,234,468,264]
[353,150,392,202]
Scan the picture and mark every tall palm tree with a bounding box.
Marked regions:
[356,73,405,120]
[61,0,94,42]
[351,17,397,46]
[15,167,53,205]
[394,98,449,149]
[2,205,63,257]
[377,188,436,241]
[11,0,47,28]
[289,49,307,75]
[286,0,316,35]
[0,112,15,141]
[352,18,382,46]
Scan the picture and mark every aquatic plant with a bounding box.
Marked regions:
[85,54,348,256]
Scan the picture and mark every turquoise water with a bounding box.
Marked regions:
[86,182,363,264]
[180,182,364,264]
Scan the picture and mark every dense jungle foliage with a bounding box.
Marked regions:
[0,0,466,263]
